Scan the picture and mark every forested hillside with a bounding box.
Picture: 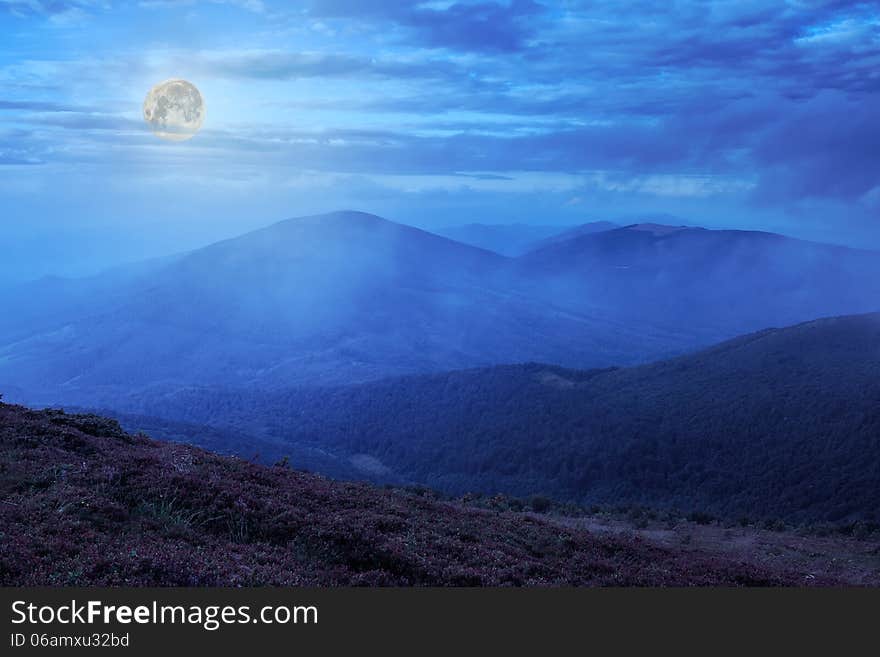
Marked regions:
[111,313,880,524]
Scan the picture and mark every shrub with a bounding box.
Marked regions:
[688,511,715,526]
[529,496,552,513]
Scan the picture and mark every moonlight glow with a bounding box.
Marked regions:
[143,79,205,142]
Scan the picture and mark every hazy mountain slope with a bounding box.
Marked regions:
[518,223,880,341]
[0,212,681,405]
[0,402,804,586]
[86,409,366,482]
[524,221,619,252]
[3,212,877,410]
[0,253,182,343]
[112,313,880,524]
[433,223,570,256]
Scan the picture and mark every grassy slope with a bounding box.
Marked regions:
[0,402,822,586]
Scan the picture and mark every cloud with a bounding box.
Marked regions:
[192,50,461,81]
[0,100,86,112]
[0,0,99,21]
[399,0,544,53]
[139,0,266,13]
[0,154,41,165]
[304,0,546,53]
[751,91,880,204]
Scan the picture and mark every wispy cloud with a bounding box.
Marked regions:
[139,0,266,13]
[302,0,546,53]
[0,0,100,21]
[191,50,462,81]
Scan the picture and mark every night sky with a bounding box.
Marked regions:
[1,1,878,282]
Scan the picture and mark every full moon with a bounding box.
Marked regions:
[143,79,205,141]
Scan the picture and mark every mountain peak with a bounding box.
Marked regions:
[265,210,393,233]
[287,210,387,225]
[622,223,693,236]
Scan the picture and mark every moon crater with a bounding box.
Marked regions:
[143,79,205,141]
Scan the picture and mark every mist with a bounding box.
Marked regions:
[1,210,878,413]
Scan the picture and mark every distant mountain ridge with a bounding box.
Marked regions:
[2,210,878,409]
[433,222,572,256]
[524,220,619,252]
[518,221,880,339]
[433,221,619,256]
[0,211,684,405]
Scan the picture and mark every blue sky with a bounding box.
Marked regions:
[1,0,879,282]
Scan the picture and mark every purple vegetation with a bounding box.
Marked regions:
[0,402,823,586]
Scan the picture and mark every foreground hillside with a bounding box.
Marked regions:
[0,402,822,586]
[113,313,880,525]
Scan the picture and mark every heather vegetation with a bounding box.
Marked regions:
[0,402,824,586]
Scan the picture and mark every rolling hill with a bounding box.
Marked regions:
[108,312,880,524]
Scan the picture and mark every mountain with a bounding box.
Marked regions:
[2,211,878,410]
[518,223,880,342]
[0,211,690,406]
[0,401,810,586]
[523,221,619,252]
[432,223,571,256]
[109,313,880,525]
[0,253,181,343]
